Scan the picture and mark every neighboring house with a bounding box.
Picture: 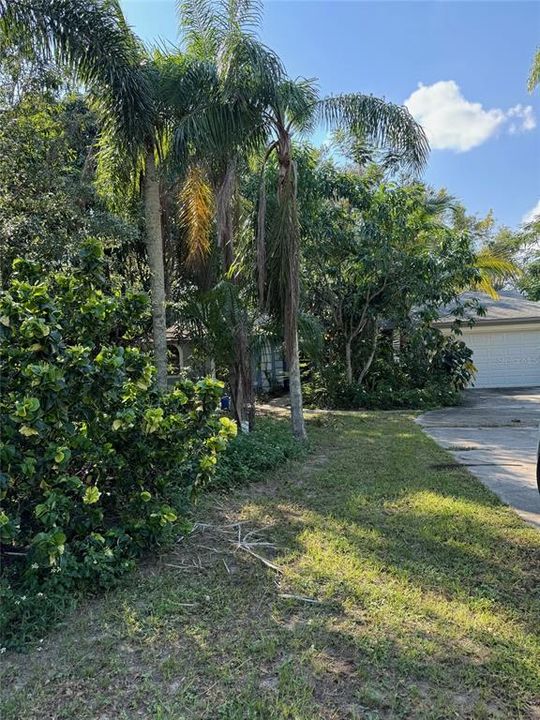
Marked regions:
[435,291,540,389]
[253,340,287,392]
[166,325,195,375]
[166,324,286,392]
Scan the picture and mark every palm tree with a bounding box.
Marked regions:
[176,0,283,427]
[99,49,222,389]
[258,80,429,439]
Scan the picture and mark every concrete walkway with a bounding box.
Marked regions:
[418,388,540,529]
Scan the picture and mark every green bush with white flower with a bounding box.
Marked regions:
[0,240,236,647]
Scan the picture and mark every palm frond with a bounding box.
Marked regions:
[528,48,540,92]
[473,247,522,299]
[1,0,154,151]
[219,0,263,36]
[475,248,521,277]
[318,93,429,171]
[218,35,283,105]
[179,164,215,267]
[178,0,220,59]
[298,312,324,363]
[274,77,319,133]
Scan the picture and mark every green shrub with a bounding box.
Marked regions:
[0,240,236,648]
[213,417,305,487]
[304,377,461,410]
[304,328,473,410]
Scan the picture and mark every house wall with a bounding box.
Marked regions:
[168,339,286,391]
[254,341,285,392]
[442,322,540,388]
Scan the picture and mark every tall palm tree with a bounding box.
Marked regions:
[258,80,429,439]
[177,0,283,427]
[99,49,221,389]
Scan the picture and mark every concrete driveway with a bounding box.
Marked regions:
[417,388,540,529]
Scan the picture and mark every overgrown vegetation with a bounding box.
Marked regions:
[0,0,537,658]
[1,413,538,719]
[213,416,306,487]
[0,241,236,648]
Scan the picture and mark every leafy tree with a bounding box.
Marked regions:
[0,52,140,283]
[287,151,482,407]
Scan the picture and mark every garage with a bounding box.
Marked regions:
[436,291,540,389]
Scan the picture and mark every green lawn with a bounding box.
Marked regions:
[2,412,539,719]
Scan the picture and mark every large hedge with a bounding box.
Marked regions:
[0,241,236,647]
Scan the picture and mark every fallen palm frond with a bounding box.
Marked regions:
[278,593,321,604]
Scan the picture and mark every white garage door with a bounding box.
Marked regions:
[463,327,540,388]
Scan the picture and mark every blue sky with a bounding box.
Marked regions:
[121,0,540,230]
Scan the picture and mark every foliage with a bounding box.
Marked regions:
[304,329,474,410]
[0,48,143,285]
[304,377,462,411]
[485,217,540,301]
[0,240,236,648]
[213,416,306,487]
[0,0,154,153]
[519,256,540,300]
[294,154,480,408]
[528,47,540,92]
[0,91,84,273]
[1,413,538,718]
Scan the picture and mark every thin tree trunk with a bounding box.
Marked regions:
[216,161,236,275]
[143,147,168,390]
[216,159,255,430]
[277,131,306,440]
[287,325,306,439]
[256,173,267,309]
[358,324,379,386]
[345,338,353,383]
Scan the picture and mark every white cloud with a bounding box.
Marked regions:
[522,199,540,225]
[507,104,536,134]
[404,81,536,152]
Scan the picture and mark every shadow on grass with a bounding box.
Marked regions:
[234,413,540,707]
[1,412,539,720]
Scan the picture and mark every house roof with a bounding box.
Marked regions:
[166,323,192,343]
[435,291,540,328]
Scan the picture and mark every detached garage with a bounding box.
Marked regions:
[436,291,540,389]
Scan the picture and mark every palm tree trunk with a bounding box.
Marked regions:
[216,160,254,430]
[277,132,307,440]
[143,147,168,390]
[216,161,236,273]
[287,324,306,439]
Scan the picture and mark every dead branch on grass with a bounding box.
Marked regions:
[184,521,284,574]
[278,593,321,604]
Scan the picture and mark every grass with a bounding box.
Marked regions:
[1,411,539,719]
